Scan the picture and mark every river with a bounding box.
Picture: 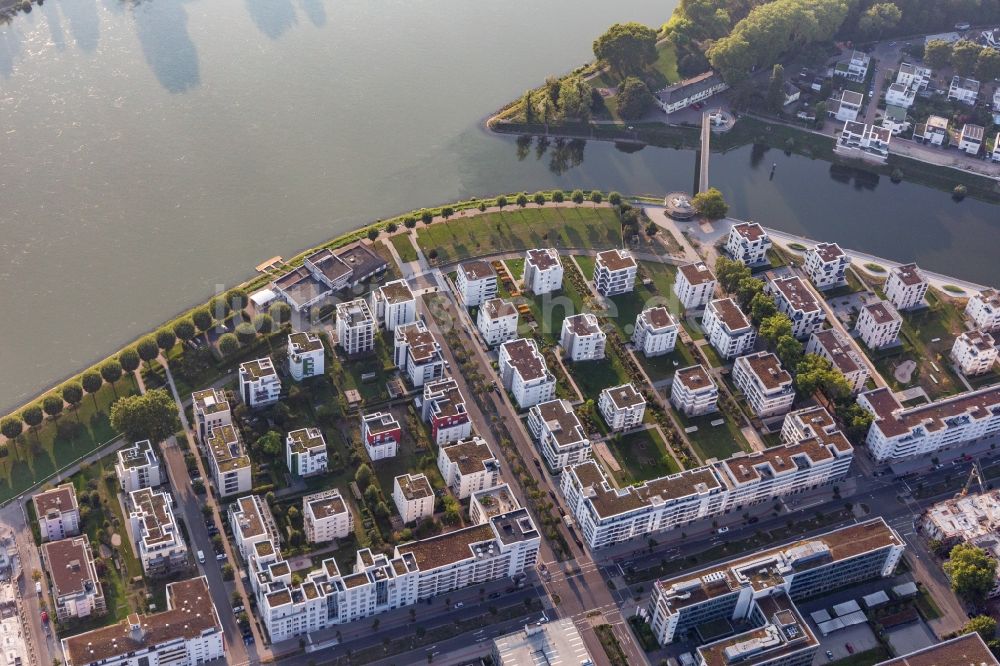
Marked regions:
[1,0,998,413]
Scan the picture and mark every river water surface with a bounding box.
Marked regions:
[1,0,998,412]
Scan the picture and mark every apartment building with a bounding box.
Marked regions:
[370,279,416,331]
[285,427,328,477]
[884,82,915,108]
[421,378,472,446]
[361,411,401,460]
[560,313,606,361]
[477,298,519,347]
[915,114,949,145]
[884,263,928,311]
[827,90,863,122]
[670,365,719,417]
[523,248,564,295]
[856,302,902,350]
[593,248,637,296]
[859,385,1000,461]
[948,76,980,105]
[648,519,903,647]
[498,338,556,409]
[335,299,376,356]
[42,535,106,622]
[726,222,772,266]
[767,276,825,339]
[287,331,325,381]
[805,329,869,394]
[804,242,850,290]
[206,424,252,497]
[394,321,446,387]
[674,262,717,310]
[655,71,728,114]
[438,437,501,499]
[114,440,163,494]
[191,387,231,441]
[733,352,795,418]
[703,298,756,360]
[33,484,80,543]
[229,494,281,563]
[392,473,435,524]
[598,383,647,431]
[527,399,591,469]
[952,330,998,376]
[303,489,353,543]
[127,488,188,577]
[457,260,498,307]
[239,357,281,409]
[60,577,223,666]
[966,289,1000,332]
[836,121,891,161]
[632,307,679,357]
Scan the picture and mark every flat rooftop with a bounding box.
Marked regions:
[441,437,497,475]
[532,399,587,449]
[602,382,645,409]
[305,489,349,520]
[395,473,433,501]
[287,427,325,454]
[460,260,496,281]
[863,302,900,326]
[493,618,593,666]
[877,632,998,665]
[640,306,676,331]
[483,298,518,320]
[732,222,767,242]
[377,279,414,305]
[811,242,846,263]
[596,248,636,272]
[679,261,716,286]
[563,312,602,336]
[240,357,277,381]
[862,385,1000,438]
[675,365,715,392]
[501,338,549,383]
[288,331,323,354]
[34,483,77,516]
[710,298,751,332]
[737,352,792,391]
[770,276,820,313]
[526,248,561,271]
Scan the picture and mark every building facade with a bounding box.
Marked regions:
[560,313,606,362]
[393,473,435,524]
[421,378,473,446]
[33,484,81,543]
[477,298,519,347]
[239,357,281,409]
[593,249,637,296]
[115,440,163,494]
[966,289,1000,332]
[191,387,231,441]
[527,399,591,469]
[856,302,902,350]
[670,365,719,417]
[42,536,106,622]
[335,299,376,356]
[703,298,756,360]
[457,260,498,307]
[952,330,998,376]
[633,307,679,357]
[498,338,556,409]
[287,331,325,381]
[767,277,825,340]
[206,424,252,497]
[726,222,772,266]
[285,427,328,477]
[370,279,416,331]
[884,263,928,311]
[733,352,795,418]
[304,489,353,543]
[361,411,401,460]
[804,242,850,290]
[598,383,647,431]
[805,329,869,394]
[674,262,717,310]
[127,488,188,577]
[523,248,564,295]
[394,321,446,387]
[438,437,502,499]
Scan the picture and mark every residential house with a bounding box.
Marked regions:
[654,71,728,114]
[783,81,801,106]
[392,473,435,524]
[952,331,998,376]
[959,123,985,155]
[498,338,556,409]
[421,378,472,446]
[702,298,756,360]
[287,331,324,381]
[806,329,869,394]
[33,484,80,542]
[836,121,890,161]
[884,263,928,311]
[477,298,519,347]
[527,399,591,470]
[303,489,353,543]
[670,365,718,417]
[394,321,445,387]
[967,289,1000,332]
[594,248,638,296]
[732,352,795,418]
[560,313,606,361]
[896,62,932,90]
[632,307,679,357]
[881,104,910,135]
[914,115,949,145]
[42,536,106,622]
[948,76,980,104]
[884,82,915,108]
[767,276,825,339]
[598,383,646,432]
[114,440,163,494]
[523,249,564,295]
[856,302,902,350]
[285,428,328,477]
[827,90,863,122]
[370,279,416,331]
[674,261,717,310]
[126,488,188,577]
[725,222,772,266]
[335,299,376,356]
[361,411,401,461]
[834,50,870,82]
[457,260,497,307]
[438,437,502,499]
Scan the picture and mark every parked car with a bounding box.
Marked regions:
[216,552,227,562]
[717,526,730,534]
[197,550,205,564]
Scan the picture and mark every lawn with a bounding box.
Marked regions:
[332,335,396,403]
[602,261,680,339]
[390,233,418,263]
[574,255,596,281]
[564,351,632,399]
[675,410,750,462]
[636,347,696,382]
[505,258,525,281]
[519,274,590,346]
[606,428,679,484]
[416,206,622,265]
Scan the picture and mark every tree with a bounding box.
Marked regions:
[571,189,585,204]
[1,417,23,442]
[551,190,565,203]
[192,308,213,336]
[62,383,84,415]
[859,3,901,39]
[226,288,249,312]
[766,64,785,112]
[156,328,177,354]
[218,333,240,357]
[235,322,257,347]
[736,277,764,308]
[976,48,1000,82]
[616,77,655,121]
[608,192,622,206]
[81,371,103,406]
[208,295,230,320]
[749,292,777,323]
[962,615,998,641]
[136,336,160,368]
[590,191,603,204]
[367,228,379,241]
[516,193,528,207]
[812,101,827,128]
[759,313,793,344]
[172,319,196,344]
[593,22,658,78]
[692,188,728,220]
[110,389,180,443]
[253,313,274,335]
[420,210,433,224]
[221,563,234,581]
[496,196,508,210]
[441,206,454,219]
[118,348,141,376]
[255,431,282,459]
[715,257,751,293]
[952,40,982,77]
[533,192,546,206]
[355,463,373,490]
[557,77,592,121]
[269,301,292,327]
[924,39,952,70]
[944,543,997,605]
[21,405,43,439]
[364,484,380,506]
[521,90,534,123]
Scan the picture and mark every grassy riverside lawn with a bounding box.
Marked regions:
[390,233,418,263]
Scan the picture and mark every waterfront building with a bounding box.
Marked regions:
[421,378,472,446]
[287,331,325,381]
[966,289,1000,332]
[206,424,252,497]
[806,329,869,394]
[191,387,231,441]
[834,50,870,82]
[270,243,387,314]
[654,71,728,114]
[523,248,564,295]
[438,437,501,499]
[598,383,646,431]
[884,263,928,311]
[593,248,637,296]
[303,489,353,543]
[948,76,980,105]
[42,535,106,622]
[560,313,606,362]
[836,121,891,161]
[733,352,795,418]
[392,473,435,524]
[498,338,556,409]
[959,123,985,155]
[632,307,679,357]
[856,302,902,350]
[526,399,591,469]
[725,222,772,266]
[670,365,719,417]
[827,90,863,122]
[952,330,998,376]
[115,440,163,493]
[393,321,446,387]
[370,279,416,331]
[285,427,328,477]
[335,299,376,356]
[457,260,497,307]
[126,487,188,577]
[804,242,849,290]
[767,276,825,339]
[361,411,400,461]
[33,484,80,543]
[477,298,519,347]
[239,357,281,409]
[702,298,756,360]
[674,262,717,310]
[914,114,949,145]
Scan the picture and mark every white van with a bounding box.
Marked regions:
[197,550,205,564]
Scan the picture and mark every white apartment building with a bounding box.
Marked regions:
[370,279,416,331]
[285,427,328,477]
[114,440,163,494]
[527,399,591,469]
[523,248,564,295]
[229,494,281,563]
[191,387,231,441]
[952,331,998,377]
[767,276,825,339]
[303,489,353,543]
[560,313,606,361]
[966,289,1000,332]
[804,242,850,290]
[806,329,869,394]
[732,352,796,418]
[827,90,864,122]
[477,298,519,347]
[655,71,728,114]
[421,378,473,446]
[702,298,756,360]
[725,222,772,266]
[885,82,916,108]
[856,301,902,350]
[498,338,556,409]
[33,484,80,543]
[915,114,949,145]
[674,262,717,310]
[287,331,325,381]
[896,62,932,90]
[60,577,223,666]
[598,383,647,431]
[457,260,498,307]
[670,365,719,417]
[948,76,980,105]
[438,437,502,499]
[834,50,870,82]
[206,424,252,497]
[361,411,401,460]
[394,321,446,387]
[884,263,928,311]
[593,248,637,296]
[42,535,106,622]
[836,121,891,161]
[239,357,281,409]
[126,488,188,577]
[335,299,376,356]
[632,307,679,357]
[859,386,1000,461]
[393,473,435,524]
[959,123,985,155]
